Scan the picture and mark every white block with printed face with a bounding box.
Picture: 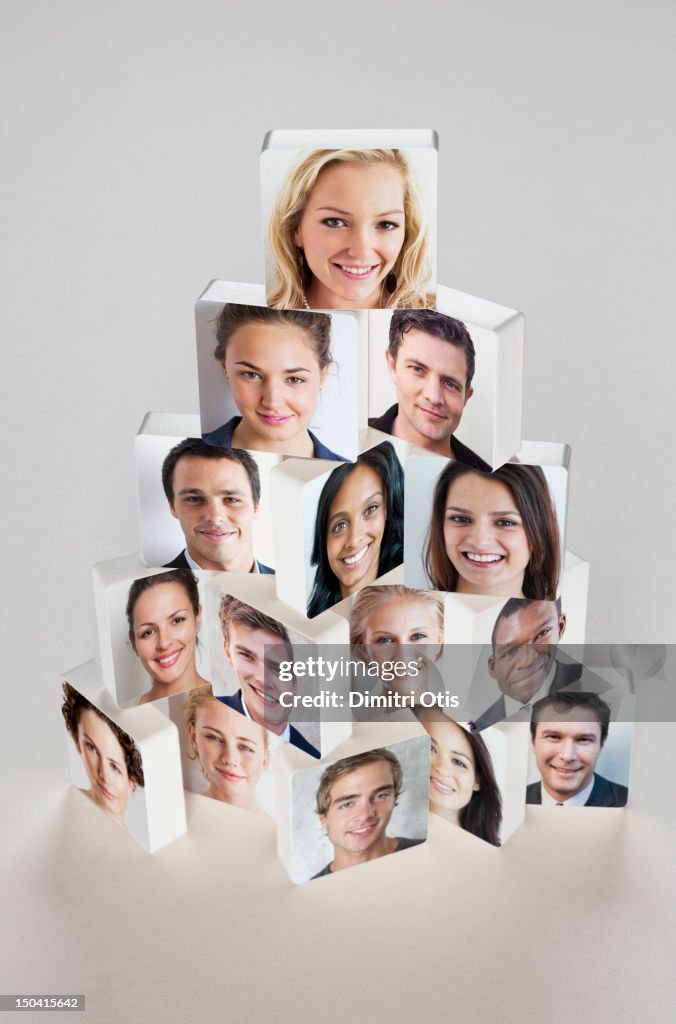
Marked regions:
[260,131,439,305]
[92,553,164,703]
[92,553,213,707]
[135,410,280,571]
[416,711,529,846]
[271,451,405,621]
[203,572,352,759]
[403,444,570,593]
[194,281,267,433]
[276,723,430,884]
[526,691,635,808]
[439,553,588,721]
[161,688,280,820]
[269,456,342,616]
[194,281,362,462]
[367,284,524,470]
[59,660,186,853]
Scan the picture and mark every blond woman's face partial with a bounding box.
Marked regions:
[190,700,269,803]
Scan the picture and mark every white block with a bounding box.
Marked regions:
[135,411,280,571]
[261,131,439,306]
[59,660,186,853]
[416,711,529,846]
[195,282,361,462]
[276,724,430,884]
[404,444,570,596]
[271,442,404,619]
[92,554,213,707]
[368,285,524,469]
[162,688,279,819]
[526,690,635,809]
[270,456,345,615]
[479,720,530,844]
[202,572,352,760]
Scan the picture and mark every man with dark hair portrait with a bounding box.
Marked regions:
[161,438,273,574]
[470,598,578,732]
[311,748,423,878]
[368,309,490,469]
[527,692,628,807]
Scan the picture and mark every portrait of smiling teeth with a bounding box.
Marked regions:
[339,265,376,275]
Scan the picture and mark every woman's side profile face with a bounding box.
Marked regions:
[76,709,134,819]
[190,700,269,803]
[427,718,478,818]
[326,464,387,598]
[443,474,531,597]
[294,162,406,310]
[131,582,201,687]
[224,322,329,448]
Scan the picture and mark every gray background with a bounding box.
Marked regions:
[2,1,675,1023]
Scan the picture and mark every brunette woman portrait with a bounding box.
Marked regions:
[416,708,502,846]
[126,569,209,705]
[424,462,560,600]
[202,304,346,461]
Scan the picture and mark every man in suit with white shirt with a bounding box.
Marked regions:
[161,438,273,574]
[216,594,318,758]
[527,691,628,807]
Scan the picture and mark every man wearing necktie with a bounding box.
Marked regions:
[526,691,628,807]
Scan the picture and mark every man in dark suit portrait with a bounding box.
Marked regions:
[217,594,318,758]
[161,438,273,574]
[527,691,628,807]
[368,309,490,470]
[470,598,577,732]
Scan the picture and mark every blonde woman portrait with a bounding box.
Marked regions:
[184,686,271,815]
[350,585,444,701]
[266,149,434,311]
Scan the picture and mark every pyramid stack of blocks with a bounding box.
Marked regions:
[59,130,633,882]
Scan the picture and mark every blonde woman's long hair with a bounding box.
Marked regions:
[266,149,434,309]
